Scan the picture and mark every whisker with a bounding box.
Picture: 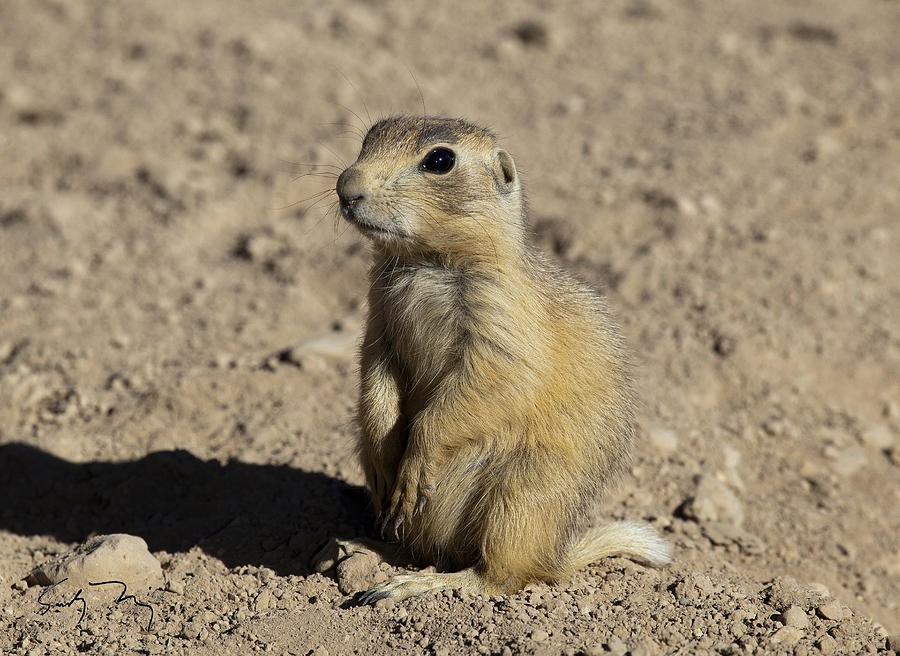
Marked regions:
[289,171,339,184]
[272,188,333,211]
[336,103,370,137]
[320,144,349,169]
[335,69,372,127]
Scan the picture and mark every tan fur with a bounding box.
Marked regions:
[335,116,671,603]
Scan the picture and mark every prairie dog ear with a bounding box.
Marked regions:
[493,148,519,193]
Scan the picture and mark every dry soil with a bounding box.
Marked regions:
[1,1,899,655]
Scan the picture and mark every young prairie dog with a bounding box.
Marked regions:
[334,116,671,603]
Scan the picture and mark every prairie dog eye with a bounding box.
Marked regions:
[420,147,456,174]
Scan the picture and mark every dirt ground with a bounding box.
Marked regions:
[1,0,899,654]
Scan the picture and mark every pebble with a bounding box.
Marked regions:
[287,330,359,363]
[722,445,742,469]
[782,605,809,629]
[766,576,825,612]
[576,598,594,615]
[335,551,380,595]
[884,401,900,420]
[887,447,900,467]
[817,600,844,621]
[676,196,698,217]
[808,582,831,597]
[629,646,656,656]
[769,626,804,646]
[6,84,56,123]
[674,572,715,604]
[166,578,185,594]
[885,634,900,653]
[681,474,744,526]
[310,537,367,573]
[236,230,287,263]
[254,588,273,610]
[27,534,163,597]
[817,635,838,654]
[824,446,867,476]
[530,629,549,642]
[180,620,202,640]
[699,193,722,216]
[647,426,678,452]
[0,341,16,362]
[605,637,628,656]
[860,425,895,450]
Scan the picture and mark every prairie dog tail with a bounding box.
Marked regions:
[567,521,672,571]
[352,522,672,604]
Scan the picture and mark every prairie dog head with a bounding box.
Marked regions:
[336,116,523,261]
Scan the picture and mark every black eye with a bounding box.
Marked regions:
[420,147,456,174]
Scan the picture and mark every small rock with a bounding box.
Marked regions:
[510,20,549,48]
[27,534,163,597]
[7,84,57,124]
[673,571,714,604]
[165,578,185,594]
[254,588,273,610]
[235,230,286,263]
[530,629,549,642]
[782,605,809,628]
[676,196,698,217]
[770,626,804,646]
[703,522,746,547]
[97,146,142,181]
[374,597,395,611]
[813,134,842,161]
[647,426,678,452]
[808,582,831,597]
[817,600,843,621]
[311,538,343,573]
[887,447,900,467]
[287,331,358,362]
[860,425,895,450]
[680,475,744,525]
[576,598,594,615]
[699,193,722,215]
[884,401,900,420]
[722,445,742,469]
[0,341,16,362]
[765,576,825,612]
[885,634,900,653]
[825,446,867,476]
[816,634,838,655]
[12,580,27,591]
[335,551,380,595]
[605,637,628,656]
[180,620,202,640]
[716,32,742,55]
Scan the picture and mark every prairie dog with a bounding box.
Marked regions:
[334,116,671,603]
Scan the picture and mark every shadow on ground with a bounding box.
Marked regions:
[0,443,371,576]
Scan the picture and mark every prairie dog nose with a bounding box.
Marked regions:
[336,167,365,206]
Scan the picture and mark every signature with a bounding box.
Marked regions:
[37,578,154,632]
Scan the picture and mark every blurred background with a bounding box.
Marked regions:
[1,0,898,653]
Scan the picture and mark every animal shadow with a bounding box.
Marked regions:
[0,443,371,576]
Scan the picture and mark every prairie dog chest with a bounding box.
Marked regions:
[379,264,465,382]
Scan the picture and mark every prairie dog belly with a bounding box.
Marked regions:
[381,264,464,393]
